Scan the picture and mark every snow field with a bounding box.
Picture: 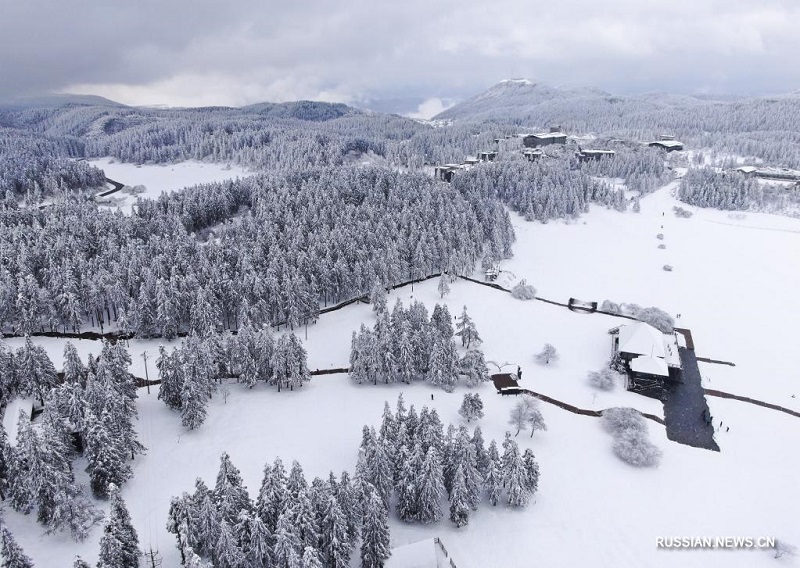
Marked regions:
[87,158,253,214]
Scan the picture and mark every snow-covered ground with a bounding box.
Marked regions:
[88,158,253,214]
[4,181,800,567]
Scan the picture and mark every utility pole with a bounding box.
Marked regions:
[144,548,162,568]
[142,351,150,395]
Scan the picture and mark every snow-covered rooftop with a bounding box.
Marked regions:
[531,132,567,139]
[630,355,669,377]
[649,140,683,148]
[386,539,438,568]
[617,322,666,358]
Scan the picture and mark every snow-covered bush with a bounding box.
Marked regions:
[658,244,666,249]
[672,206,693,218]
[612,430,663,467]
[662,264,673,272]
[511,279,537,300]
[588,368,620,391]
[601,407,647,436]
[656,233,664,240]
[600,303,675,333]
[602,407,661,468]
[637,307,675,333]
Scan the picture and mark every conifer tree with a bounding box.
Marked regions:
[320,496,351,568]
[484,440,503,506]
[437,274,451,298]
[0,526,35,568]
[501,435,530,507]
[448,464,470,527]
[455,306,481,348]
[214,452,252,525]
[359,484,391,568]
[256,458,289,533]
[97,489,140,568]
[416,446,445,524]
[300,546,323,568]
[336,471,361,544]
[214,520,245,568]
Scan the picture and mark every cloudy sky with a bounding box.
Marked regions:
[2,0,800,116]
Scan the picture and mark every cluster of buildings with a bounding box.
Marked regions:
[609,321,682,394]
[734,165,800,183]
[433,129,686,183]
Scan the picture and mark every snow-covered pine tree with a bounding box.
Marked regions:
[484,439,503,506]
[287,490,320,552]
[319,495,351,568]
[213,452,252,525]
[458,393,484,422]
[460,349,490,386]
[97,489,140,568]
[430,304,454,339]
[256,457,289,533]
[427,337,459,392]
[156,345,183,410]
[394,320,415,384]
[521,449,540,495]
[84,407,132,498]
[394,444,419,523]
[300,545,323,568]
[0,525,35,568]
[62,341,86,386]
[416,446,445,524]
[448,464,470,527]
[501,434,531,507]
[272,511,303,568]
[455,306,481,348]
[359,484,391,568]
[437,273,451,299]
[214,520,245,568]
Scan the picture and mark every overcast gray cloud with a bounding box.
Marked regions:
[2,0,799,113]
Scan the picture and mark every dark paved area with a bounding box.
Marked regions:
[662,347,720,451]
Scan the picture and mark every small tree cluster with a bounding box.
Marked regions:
[601,408,662,467]
[360,395,540,530]
[168,452,362,568]
[158,329,311,429]
[508,397,548,438]
[350,300,489,391]
[4,340,143,539]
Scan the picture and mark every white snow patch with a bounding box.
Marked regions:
[88,157,253,214]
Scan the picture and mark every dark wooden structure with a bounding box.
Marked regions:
[523,128,567,148]
[522,149,543,162]
[492,373,521,395]
[478,151,498,162]
[648,140,684,152]
[434,164,461,183]
[576,149,615,162]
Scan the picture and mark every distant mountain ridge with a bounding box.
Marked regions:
[0,93,128,109]
[431,79,780,124]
